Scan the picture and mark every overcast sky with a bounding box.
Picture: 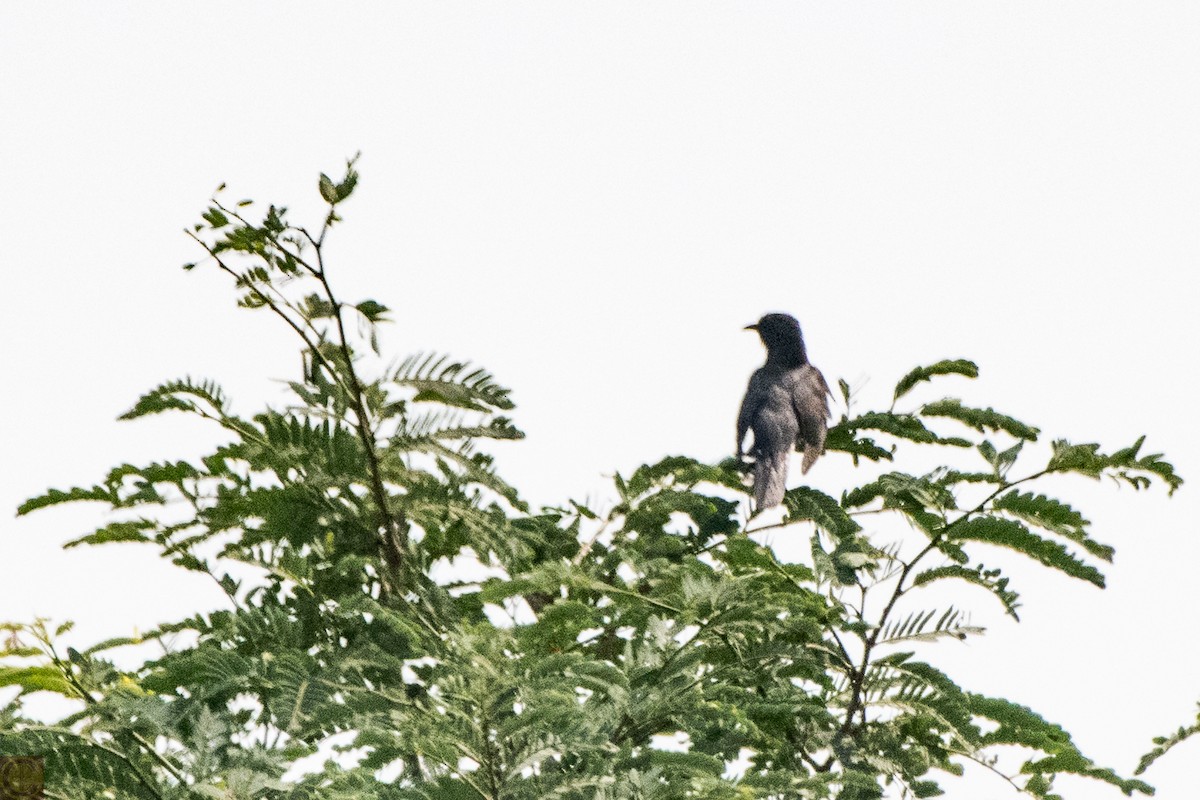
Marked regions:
[2,3,1199,796]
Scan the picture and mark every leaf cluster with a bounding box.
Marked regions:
[2,166,1184,800]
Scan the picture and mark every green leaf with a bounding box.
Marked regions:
[0,666,76,696]
[893,359,979,403]
[17,485,113,515]
[64,519,157,549]
[911,779,945,798]
[1137,703,1200,774]
[843,472,956,514]
[1025,753,1153,796]
[993,491,1111,561]
[0,646,42,659]
[995,440,1025,475]
[912,565,1020,619]
[172,553,208,572]
[1048,437,1183,495]
[970,695,1153,796]
[937,469,1004,487]
[810,535,843,585]
[837,377,852,405]
[318,172,339,204]
[355,299,390,322]
[949,517,1105,587]
[840,412,972,448]
[830,536,882,583]
[878,606,984,645]
[782,486,861,539]
[1047,440,1111,478]
[921,398,1039,440]
[971,694,1070,750]
[638,746,726,777]
[391,352,515,411]
[303,293,338,319]
[82,635,145,656]
[202,206,229,228]
[335,167,359,201]
[822,423,894,464]
[118,376,230,420]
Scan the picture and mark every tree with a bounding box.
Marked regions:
[2,159,1182,800]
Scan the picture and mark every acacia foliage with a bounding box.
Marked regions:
[2,160,1183,800]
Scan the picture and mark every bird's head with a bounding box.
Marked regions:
[745,313,807,364]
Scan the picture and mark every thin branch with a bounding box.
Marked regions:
[310,240,412,578]
[600,585,682,614]
[188,224,416,597]
[210,198,322,276]
[950,750,1029,795]
[834,468,1051,745]
[826,625,857,670]
[46,640,189,791]
[571,511,620,566]
[187,233,306,339]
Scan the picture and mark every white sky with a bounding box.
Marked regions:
[2,3,1198,797]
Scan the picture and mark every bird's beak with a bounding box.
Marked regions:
[744,323,758,331]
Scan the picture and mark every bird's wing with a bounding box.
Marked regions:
[789,364,832,473]
[736,368,767,457]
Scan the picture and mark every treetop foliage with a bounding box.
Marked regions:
[3,158,1186,800]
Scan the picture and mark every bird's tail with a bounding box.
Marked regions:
[753,449,790,511]
[800,440,823,475]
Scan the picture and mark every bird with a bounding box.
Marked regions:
[736,313,831,510]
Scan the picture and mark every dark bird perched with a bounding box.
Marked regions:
[736,313,831,510]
